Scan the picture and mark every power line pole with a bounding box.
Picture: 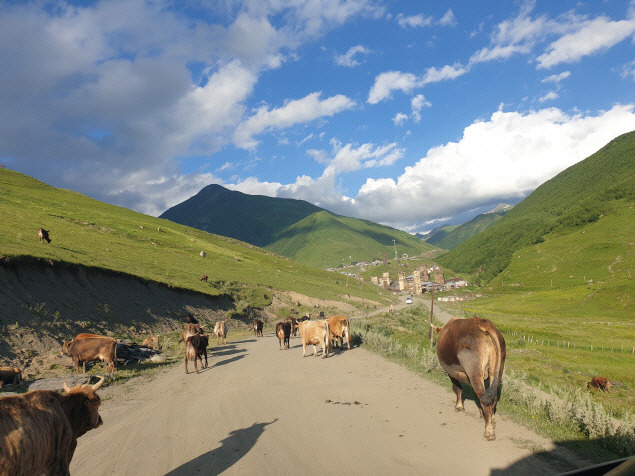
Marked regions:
[393,239,397,261]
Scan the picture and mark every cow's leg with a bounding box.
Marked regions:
[458,358,495,440]
[184,356,189,374]
[313,344,318,357]
[194,356,199,374]
[302,342,307,357]
[449,376,464,411]
[204,350,208,368]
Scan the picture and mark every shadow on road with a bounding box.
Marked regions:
[164,419,277,476]
[213,354,246,367]
[212,345,247,357]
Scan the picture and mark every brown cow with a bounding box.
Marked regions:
[214,321,228,345]
[435,317,506,441]
[253,319,264,337]
[181,316,204,344]
[327,315,351,351]
[0,367,22,388]
[141,334,160,350]
[587,376,611,392]
[185,334,209,374]
[37,228,51,244]
[0,376,105,475]
[276,321,291,350]
[63,336,117,376]
[200,274,208,282]
[298,320,330,358]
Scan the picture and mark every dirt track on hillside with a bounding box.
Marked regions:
[70,333,588,475]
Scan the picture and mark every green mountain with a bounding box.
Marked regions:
[160,185,437,268]
[438,130,635,283]
[0,168,384,305]
[427,205,512,250]
[160,184,322,247]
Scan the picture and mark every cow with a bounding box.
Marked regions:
[185,334,209,374]
[285,316,298,337]
[0,376,105,476]
[0,367,22,388]
[62,336,117,377]
[298,320,330,358]
[587,376,611,392]
[213,321,228,345]
[200,274,208,282]
[327,315,351,351]
[253,319,264,337]
[141,335,160,350]
[37,228,51,244]
[181,316,204,344]
[275,321,291,350]
[435,317,506,441]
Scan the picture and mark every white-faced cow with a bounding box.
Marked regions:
[435,317,506,440]
[62,335,117,377]
[213,321,228,345]
[0,376,105,476]
[185,334,209,374]
[298,320,330,358]
[0,367,23,388]
[275,321,291,350]
[327,315,351,351]
[253,319,264,337]
[37,228,51,244]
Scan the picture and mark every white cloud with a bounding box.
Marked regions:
[411,94,431,122]
[367,71,424,104]
[335,45,370,67]
[542,71,571,83]
[622,60,635,80]
[396,9,456,28]
[538,91,559,102]
[392,113,408,126]
[367,65,465,104]
[233,92,356,149]
[438,9,457,27]
[537,16,635,68]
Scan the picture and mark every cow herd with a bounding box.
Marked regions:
[0,310,617,473]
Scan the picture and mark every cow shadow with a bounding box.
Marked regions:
[164,419,277,476]
[211,345,247,357]
[230,338,257,344]
[213,354,245,367]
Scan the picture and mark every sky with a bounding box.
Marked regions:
[2,0,635,234]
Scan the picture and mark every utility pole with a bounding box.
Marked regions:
[393,239,397,262]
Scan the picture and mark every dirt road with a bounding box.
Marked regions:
[70,334,580,475]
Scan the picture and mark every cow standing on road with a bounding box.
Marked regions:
[435,317,506,441]
[275,321,291,350]
[253,319,264,337]
[214,321,228,345]
[0,376,105,475]
[327,315,351,351]
[298,320,330,358]
[185,334,209,374]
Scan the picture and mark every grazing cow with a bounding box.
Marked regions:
[285,316,298,337]
[435,317,506,441]
[62,336,117,377]
[298,320,330,358]
[0,367,22,388]
[253,319,264,337]
[185,334,209,374]
[587,376,611,392]
[275,322,291,350]
[37,228,51,244]
[200,274,208,282]
[213,321,228,345]
[327,315,351,351]
[0,376,105,476]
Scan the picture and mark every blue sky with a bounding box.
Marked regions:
[2,1,635,233]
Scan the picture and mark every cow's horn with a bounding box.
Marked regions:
[63,382,71,393]
[91,375,105,391]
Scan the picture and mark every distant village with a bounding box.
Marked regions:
[329,255,468,295]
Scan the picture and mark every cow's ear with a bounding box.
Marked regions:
[435,327,441,334]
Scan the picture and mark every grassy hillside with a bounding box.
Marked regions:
[421,224,459,245]
[438,130,635,282]
[428,211,506,250]
[160,183,437,268]
[160,184,322,247]
[0,169,387,305]
[267,211,437,268]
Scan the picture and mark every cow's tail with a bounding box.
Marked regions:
[479,324,504,407]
